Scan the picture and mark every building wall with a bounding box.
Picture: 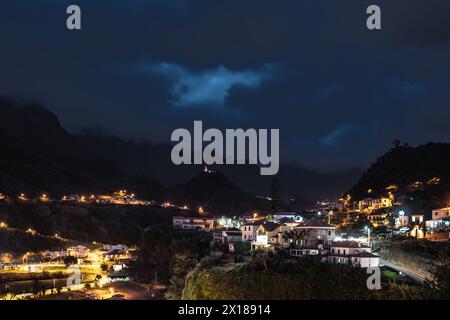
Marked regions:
[357,257,380,268]
[326,255,379,268]
[432,208,450,220]
[330,246,371,256]
[241,225,258,241]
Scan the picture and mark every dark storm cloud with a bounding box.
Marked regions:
[0,0,449,171]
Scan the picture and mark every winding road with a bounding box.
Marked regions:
[380,258,431,283]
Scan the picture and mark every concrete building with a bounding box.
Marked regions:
[432,207,450,220]
[241,222,262,242]
[253,222,292,250]
[289,217,336,257]
[325,241,379,268]
[172,214,216,231]
[221,228,242,244]
[354,197,393,213]
[273,212,303,223]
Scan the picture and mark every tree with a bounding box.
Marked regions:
[165,253,198,299]
[63,256,78,267]
[139,224,174,285]
[31,279,42,297]
[100,263,109,272]
[428,255,450,299]
[269,177,282,216]
[392,139,401,149]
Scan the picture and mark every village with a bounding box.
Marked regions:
[0,238,135,300]
[172,182,450,278]
[1,175,449,299]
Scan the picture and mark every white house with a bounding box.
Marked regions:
[221,228,242,244]
[370,197,393,211]
[432,207,450,220]
[395,215,409,228]
[273,213,303,223]
[289,217,336,257]
[241,222,262,242]
[411,214,425,224]
[45,250,69,260]
[172,214,215,231]
[354,197,393,213]
[67,245,89,258]
[326,241,379,268]
[103,244,130,261]
[426,216,450,234]
[254,222,292,249]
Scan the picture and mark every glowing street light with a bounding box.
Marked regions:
[18,193,28,201]
[26,228,37,236]
[0,222,7,228]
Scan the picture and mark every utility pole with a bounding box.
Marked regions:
[365,226,371,247]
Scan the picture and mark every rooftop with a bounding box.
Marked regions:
[296,217,334,229]
[261,222,281,232]
[277,217,296,224]
[332,241,371,249]
[173,213,215,219]
[242,221,263,227]
[352,252,379,258]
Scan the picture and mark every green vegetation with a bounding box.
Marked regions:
[63,256,77,267]
[427,255,450,299]
[0,271,66,284]
[382,270,398,280]
[181,254,445,300]
[132,224,212,294]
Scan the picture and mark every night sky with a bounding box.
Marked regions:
[1,0,449,173]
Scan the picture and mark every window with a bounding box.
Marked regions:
[328,230,332,236]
